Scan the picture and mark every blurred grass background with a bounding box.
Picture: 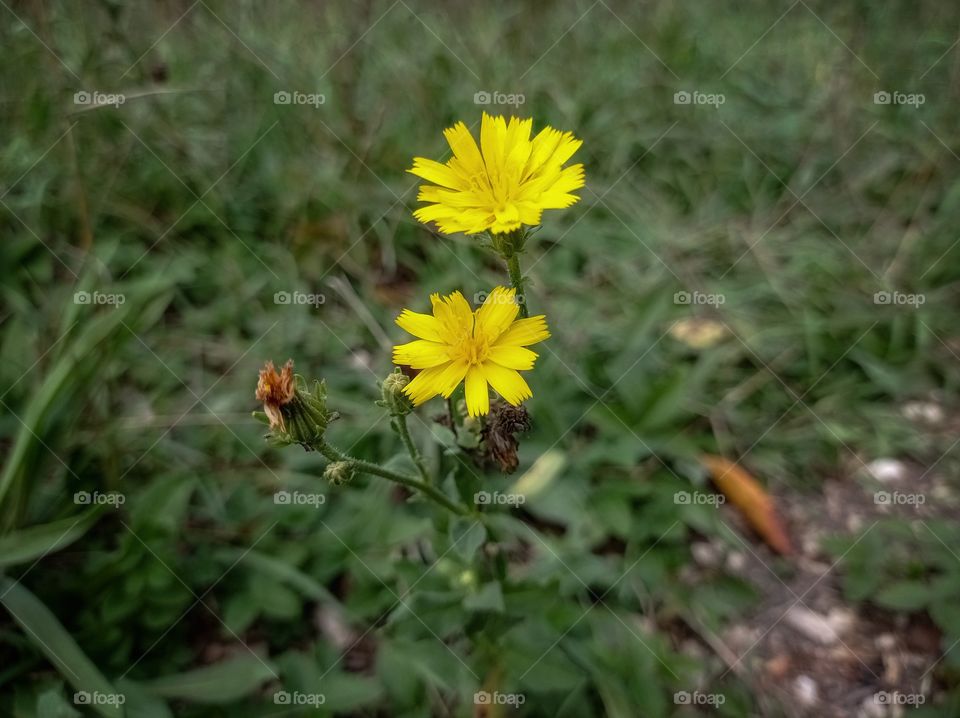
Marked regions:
[2,0,960,715]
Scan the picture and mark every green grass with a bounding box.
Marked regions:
[2,0,960,715]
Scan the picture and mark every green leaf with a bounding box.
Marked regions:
[141,653,277,704]
[874,580,932,611]
[114,680,173,718]
[319,673,384,712]
[0,508,103,569]
[214,547,339,605]
[0,577,123,718]
[464,581,504,613]
[221,592,259,635]
[255,582,301,620]
[35,686,82,718]
[450,519,487,562]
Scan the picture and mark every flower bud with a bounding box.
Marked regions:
[323,461,355,486]
[381,370,413,416]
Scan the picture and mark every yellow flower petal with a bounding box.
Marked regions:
[488,345,537,370]
[431,290,472,341]
[481,361,532,406]
[392,340,450,369]
[396,309,444,342]
[403,363,452,405]
[443,121,485,177]
[407,158,466,190]
[464,365,489,417]
[494,315,550,347]
[475,286,519,342]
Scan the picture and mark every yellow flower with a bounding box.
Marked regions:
[393,286,550,417]
[408,113,585,235]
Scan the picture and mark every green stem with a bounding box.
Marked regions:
[319,441,469,516]
[505,253,529,318]
[393,413,431,485]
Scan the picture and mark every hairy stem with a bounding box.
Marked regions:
[393,413,431,485]
[505,253,529,318]
[319,441,469,516]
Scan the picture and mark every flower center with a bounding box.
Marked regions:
[450,333,490,367]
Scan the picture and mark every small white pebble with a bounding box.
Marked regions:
[866,459,908,484]
[785,607,839,645]
[794,675,819,706]
[726,551,746,572]
[902,401,944,424]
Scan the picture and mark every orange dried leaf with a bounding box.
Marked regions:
[701,454,794,555]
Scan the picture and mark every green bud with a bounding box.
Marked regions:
[381,370,413,416]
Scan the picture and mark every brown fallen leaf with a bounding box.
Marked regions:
[701,454,794,555]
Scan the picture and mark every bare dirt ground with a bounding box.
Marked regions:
[684,446,955,717]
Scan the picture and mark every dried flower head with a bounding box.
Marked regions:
[481,401,532,474]
[255,359,296,430]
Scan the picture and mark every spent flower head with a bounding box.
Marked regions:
[392,286,549,417]
[408,113,584,235]
[255,360,296,431]
[254,360,337,449]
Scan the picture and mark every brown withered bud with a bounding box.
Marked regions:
[480,402,531,474]
[255,359,296,431]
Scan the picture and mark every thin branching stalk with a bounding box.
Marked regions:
[318,441,470,516]
[392,413,431,485]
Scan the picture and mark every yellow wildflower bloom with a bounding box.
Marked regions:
[393,286,550,417]
[408,113,585,235]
